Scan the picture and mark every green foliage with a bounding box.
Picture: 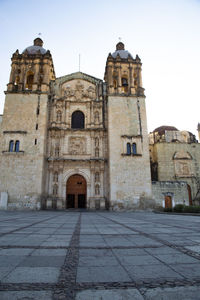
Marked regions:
[173,204,184,212]
[163,207,172,212]
[183,205,200,213]
[164,204,200,213]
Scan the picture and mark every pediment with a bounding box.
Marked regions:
[173,150,192,160]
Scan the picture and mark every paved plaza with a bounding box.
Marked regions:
[0,211,200,299]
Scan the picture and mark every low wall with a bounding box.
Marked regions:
[152,181,189,208]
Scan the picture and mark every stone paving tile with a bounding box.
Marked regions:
[2,267,60,283]
[18,255,65,267]
[77,266,132,282]
[125,264,184,280]
[117,255,162,266]
[31,248,67,256]
[154,253,200,264]
[0,290,53,300]
[113,248,148,256]
[144,247,181,255]
[0,248,33,256]
[185,245,200,253]
[144,286,200,300]
[75,288,143,300]
[170,263,200,279]
[79,249,113,256]
[79,255,119,267]
[0,255,26,267]
[0,267,14,281]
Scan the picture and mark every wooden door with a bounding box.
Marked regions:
[66,175,86,209]
[165,196,172,208]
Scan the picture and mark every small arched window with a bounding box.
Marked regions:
[127,143,131,155]
[71,111,85,129]
[15,140,20,152]
[56,111,62,123]
[113,79,117,89]
[132,143,137,155]
[9,140,14,152]
[26,71,34,90]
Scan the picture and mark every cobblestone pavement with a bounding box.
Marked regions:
[0,211,200,299]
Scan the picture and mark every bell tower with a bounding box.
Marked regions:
[104,42,153,210]
[0,38,55,209]
[7,38,55,93]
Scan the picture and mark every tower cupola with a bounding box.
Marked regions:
[104,42,144,96]
[7,38,55,93]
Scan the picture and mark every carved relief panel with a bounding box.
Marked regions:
[62,80,96,101]
[174,151,193,177]
[68,137,86,155]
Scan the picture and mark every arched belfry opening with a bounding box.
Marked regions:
[66,174,87,209]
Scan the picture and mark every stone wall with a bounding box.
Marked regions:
[0,93,48,209]
[150,142,200,200]
[152,181,189,208]
[107,95,152,210]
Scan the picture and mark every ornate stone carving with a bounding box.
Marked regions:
[55,100,64,109]
[69,137,86,155]
[62,81,96,100]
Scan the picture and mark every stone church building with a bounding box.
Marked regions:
[0,38,199,210]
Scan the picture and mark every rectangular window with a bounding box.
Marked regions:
[35,139,37,145]
[36,124,38,130]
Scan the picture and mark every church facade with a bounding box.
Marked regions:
[0,38,199,210]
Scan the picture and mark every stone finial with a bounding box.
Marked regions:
[116,42,125,51]
[34,38,43,47]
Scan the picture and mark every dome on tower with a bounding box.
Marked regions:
[22,38,47,55]
[153,125,179,136]
[111,42,133,59]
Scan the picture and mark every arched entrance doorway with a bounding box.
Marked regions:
[66,174,87,209]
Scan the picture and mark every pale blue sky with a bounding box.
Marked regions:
[1,0,200,135]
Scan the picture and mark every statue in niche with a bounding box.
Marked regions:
[95,137,99,147]
[95,172,100,182]
[53,184,58,195]
[53,172,58,182]
[56,110,62,123]
[95,184,100,195]
[94,111,99,124]
[55,145,60,157]
[95,147,99,157]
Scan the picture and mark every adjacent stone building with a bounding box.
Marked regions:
[149,126,200,208]
[0,38,199,210]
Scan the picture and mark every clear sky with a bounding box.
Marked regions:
[0,0,200,136]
